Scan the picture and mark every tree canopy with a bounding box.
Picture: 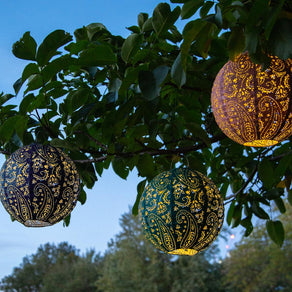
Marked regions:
[1,205,292,291]
[1,0,292,244]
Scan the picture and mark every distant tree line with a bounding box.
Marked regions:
[1,205,292,292]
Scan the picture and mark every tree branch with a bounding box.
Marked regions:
[74,133,226,164]
[224,166,258,201]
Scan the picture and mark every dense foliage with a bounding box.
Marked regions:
[1,0,292,243]
[1,205,292,291]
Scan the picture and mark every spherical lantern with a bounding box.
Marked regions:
[211,53,292,147]
[0,144,80,227]
[139,168,224,255]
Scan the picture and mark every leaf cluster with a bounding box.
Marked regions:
[1,0,292,243]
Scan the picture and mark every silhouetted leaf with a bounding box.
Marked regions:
[132,179,147,215]
[152,3,181,37]
[12,32,37,61]
[266,220,285,247]
[36,30,72,66]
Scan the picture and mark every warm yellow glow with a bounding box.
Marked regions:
[0,144,80,227]
[211,53,292,147]
[243,139,278,147]
[139,168,224,256]
[168,249,198,256]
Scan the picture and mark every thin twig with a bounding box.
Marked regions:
[74,156,107,164]
[75,131,107,150]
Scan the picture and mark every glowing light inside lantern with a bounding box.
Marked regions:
[139,168,224,256]
[211,53,292,147]
[0,144,80,227]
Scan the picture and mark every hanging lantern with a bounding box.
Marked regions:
[211,53,292,147]
[0,144,80,227]
[139,168,224,255]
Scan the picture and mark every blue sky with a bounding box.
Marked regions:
[0,0,234,280]
[0,0,165,279]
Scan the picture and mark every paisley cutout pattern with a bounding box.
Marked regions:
[211,53,292,147]
[0,144,80,227]
[139,168,224,256]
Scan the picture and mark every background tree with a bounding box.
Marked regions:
[0,0,292,243]
[223,203,292,292]
[97,209,224,292]
[0,242,102,292]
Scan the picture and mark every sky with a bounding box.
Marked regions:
[0,0,235,281]
[0,0,165,280]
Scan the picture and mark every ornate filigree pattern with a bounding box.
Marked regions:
[0,144,80,227]
[139,168,224,256]
[211,53,292,147]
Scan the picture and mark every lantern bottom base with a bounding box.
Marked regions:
[244,139,278,147]
[24,220,52,227]
[168,249,198,256]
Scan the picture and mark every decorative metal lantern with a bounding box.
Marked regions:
[211,53,292,147]
[139,168,224,255]
[0,144,80,227]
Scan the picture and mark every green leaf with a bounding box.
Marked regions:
[228,26,245,61]
[251,202,270,219]
[274,197,286,214]
[153,65,169,87]
[86,23,107,41]
[0,94,14,106]
[108,78,122,103]
[13,78,23,95]
[288,190,292,206]
[112,157,129,180]
[78,188,87,205]
[121,33,143,63]
[264,0,285,39]
[187,122,211,147]
[63,214,71,227]
[22,63,40,84]
[266,220,285,247]
[50,139,78,151]
[19,93,36,114]
[171,53,186,88]
[42,55,76,82]
[258,159,274,189]
[152,3,181,37]
[240,217,253,237]
[138,66,169,100]
[69,88,90,110]
[181,19,207,69]
[36,30,72,66]
[214,4,223,27]
[227,200,235,226]
[132,179,147,216]
[142,18,154,32]
[232,204,242,228]
[263,188,282,200]
[78,45,116,66]
[269,18,292,59]
[137,154,155,179]
[200,1,214,18]
[0,115,28,142]
[181,0,204,20]
[138,13,148,28]
[25,74,43,93]
[12,32,37,61]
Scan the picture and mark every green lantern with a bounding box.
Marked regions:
[139,168,224,255]
[0,144,80,227]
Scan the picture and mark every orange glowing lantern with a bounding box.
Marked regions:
[211,53,292,147]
